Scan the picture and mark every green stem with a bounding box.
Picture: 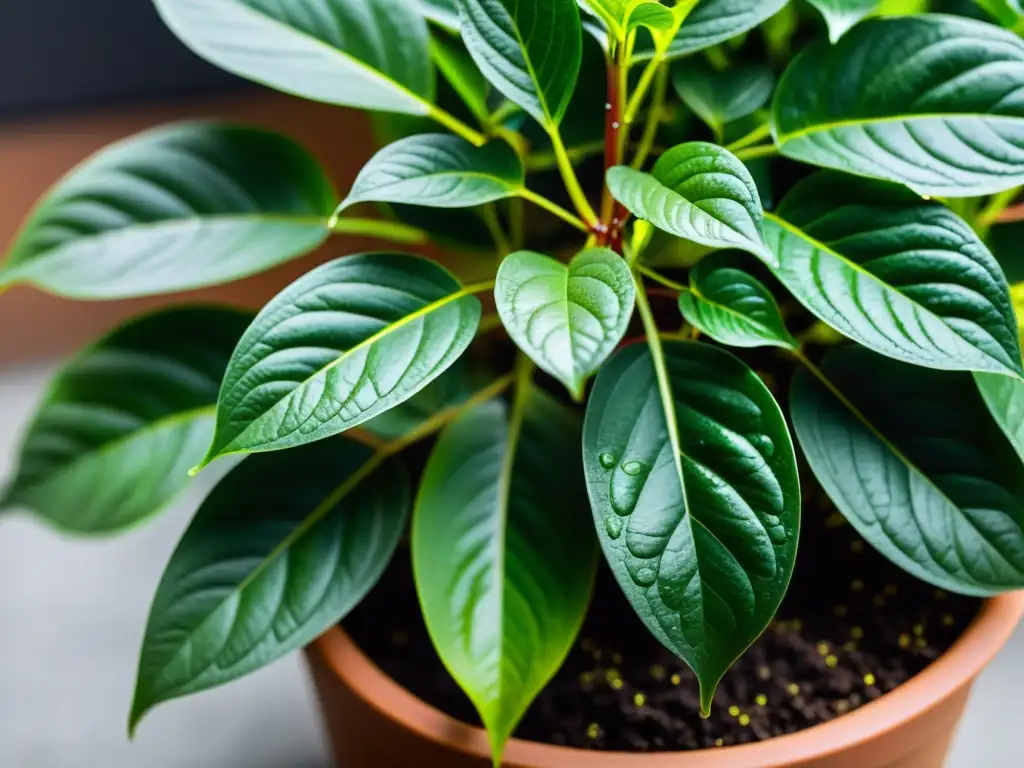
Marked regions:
[526,140,605,172]
[638,265,687,293]
[733,143,780,162]
[489,100,521,126]
[725,123,773,153]
[329,217,429,245]
[518,187,591,233]
[548,126,600,228]
[624,56,661,126]
[631,64,669,170]
[427,104,488,147]
[977,187,1022,236]
[481,203,511,256]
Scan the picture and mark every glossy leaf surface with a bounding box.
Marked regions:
[977,372,1024,465]
[584,341,800,713]
[792,347,1024,595]
[772,15,1024,196]
[805,0,878,42]
[131,439,408,730]
[414,391,597,763]
[608,142,771,262]
[635,0,789,61]
[1,308,249,533]
[671,60,774,139]
[0,124,336,299]
[764,172,1023,377]
[458,0,582,126]
[678,255,798,351]
[431,35,492,123]
[153,0,434,114]
[495,249,634,399]
[202,253,481,464]
[339,135,523,211]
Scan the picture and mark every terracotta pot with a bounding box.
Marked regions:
[306,592,1024,768]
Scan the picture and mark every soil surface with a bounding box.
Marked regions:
[344,499,980,752]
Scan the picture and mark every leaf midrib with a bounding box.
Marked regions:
[345,169,521,207]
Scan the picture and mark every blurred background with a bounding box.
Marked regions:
[0,1,1018,765]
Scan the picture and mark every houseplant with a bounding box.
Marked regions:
[3,0,1024,765]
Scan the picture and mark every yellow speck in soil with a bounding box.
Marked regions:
[738,714,751,727]
[791,619,804,632]
[755,694,768,707]
[649,664,666,681]
[851,579,865,592]
[586,723,600,740]
[671,674,682,685]
[864,673,876,686]
[913,623,925,637]
[817,642,830,656]
[899,634,912,649]
[942,614,955,627]
[835,700,850,714]
[715,739,725,748]
[728,705,741,717]
[851,626,864,640]
[579,672,595,686]
[787,683,801,696]
[834,605,848,618]
[605,669,623,690]
[757,666,772,680]
[826,655,838,669]
[916,637,928,648]
[633,693,646,707]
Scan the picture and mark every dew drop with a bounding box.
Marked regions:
[621,460,646,476]
[635,567,657,587]
[605,516,624,540]
[764,514,781,528]
[599,452,618,469]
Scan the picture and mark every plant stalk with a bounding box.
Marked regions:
[427,104,488,146]
[630,64,669,170]
[518,188,591,233]
[725,123,773,153]
[547,127,601,230]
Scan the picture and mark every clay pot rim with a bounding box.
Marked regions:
[312,591,1024,767]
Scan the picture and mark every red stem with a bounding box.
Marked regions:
[597,45,628,251]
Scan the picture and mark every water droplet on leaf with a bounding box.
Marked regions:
[621,460,646,476]
[634,567,657,587]
[599,452,618,469]
[605,516,624,539]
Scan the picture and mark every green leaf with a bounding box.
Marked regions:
[678,255,798,351]
[977,372,1024,465]
[431,35,492,124]
[772,15,1024,197]
[0,124,337,299]
[763,172,1024,377]
[584,340,800,714]
[201,253,482,465]
[419,0,461,31]
[338,135,523,212]
[975,0,1024,33]
[607,142,772,262]
[130,439,408,731]
[805,0,878,42]
[578,0,626,35]
[495,248,635,400]
[153,0,434,114]
[626,2,681,39]
[413,390,597,765]
[634,0,789,61]
[458,0,582,127]
[1,308,249,534]
[671,60,774,140]
[791,347,1024,595]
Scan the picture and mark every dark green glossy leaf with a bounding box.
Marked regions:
[772,15,1024,197]
[130,439,408,731]
[792,347,1024,595]
[414,390,597,764]
[607,142,772,262]
[764,172,1023,377]
[678,255,798,351]
[495,248,634,400]
[634,0,789,61]
[431,35,492,124]
[1,308,249,533]
[458,0,582,127]
[671,60,774,140]
[201,253,481,465]
[339,135,523,212]
[0,124,337,299]
[805,0,878,42]
[584,341,800,713]
[153,0,434,114]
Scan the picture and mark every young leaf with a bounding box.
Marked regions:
[583,341,800,714]
[671,60,775,140]
[413,390,597,765]
[337,135,523,212]
[130,439,408,731]
[634,0,790,61]
[805,0,878,42]
[458,0,582,127]
[495,248,635,400]
[0,124,337,299]
[976,372,1024,465]
[791,347,1024,595]
[431,35,492,124]
[772,15,1024,197]
[763,172,1024,378]
[678,256,798,351]
[0,308,249,534]
[607,142,772,262]
[200,253,482,465]
[153,0,434,114]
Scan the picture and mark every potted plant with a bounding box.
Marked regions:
[3,0,1024,766]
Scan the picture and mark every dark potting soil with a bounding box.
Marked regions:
[343,499,980,752]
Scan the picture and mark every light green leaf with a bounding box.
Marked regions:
[130,439,408,731]
[792,347,1024,596]
[1,308,249,534]
[338,135,523,212]
[419,0,461,31]
[607,142,772,262]
[678,255,798,351]
[805,0,878,42]
[671,60,774,140]
[458,0,582,127]
[626,2,678,39]
[413,390,597,765]
[153,0,434,114]
[201,253,482,465]
[764,172,1024,377]
[578,0,626,34]
[0,124,338,300]
[634,0,790,61]
[584,341,800,714]
[431,35,492,124]
[977,372,1024,465]
[495,248,635,400]
[772,15,1024,197]
[975,0,1024,34]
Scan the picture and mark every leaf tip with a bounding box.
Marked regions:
[699,678,719,718]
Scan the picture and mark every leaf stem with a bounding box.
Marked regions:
[329,217,429,245]
[481,203,511,256]
[624,57,660,127]
[428,104,489,147]
[631,64,669,170]
[526,140,606,172]
[547,126,600,229]
[518,187,591,232]
[638,265,687,293]
[734,143,779,162]
[725,123,773,153]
